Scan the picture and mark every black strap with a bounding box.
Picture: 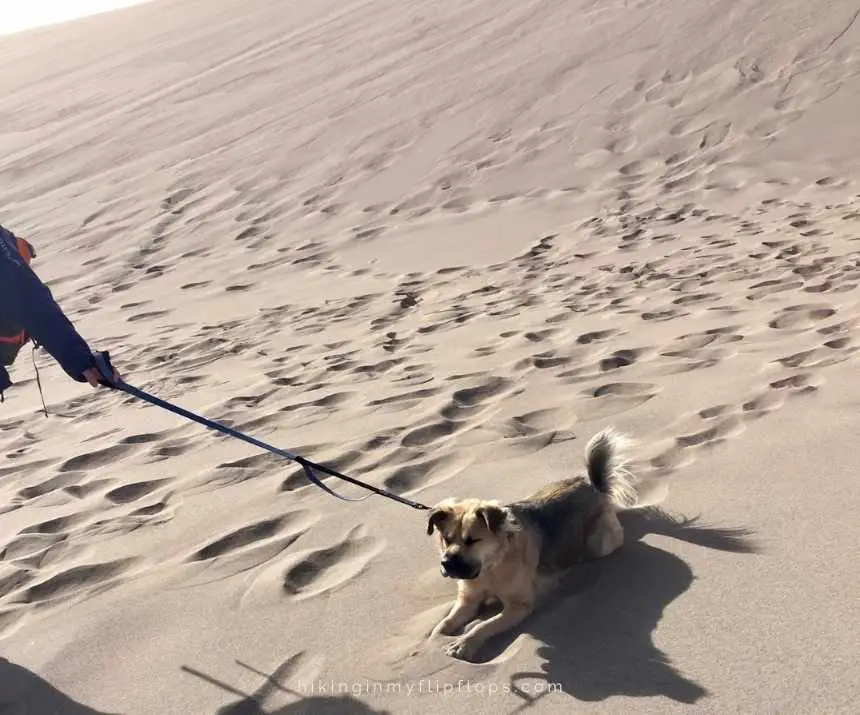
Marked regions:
[92,351,429,511]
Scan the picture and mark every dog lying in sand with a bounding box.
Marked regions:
[425,427,637,660]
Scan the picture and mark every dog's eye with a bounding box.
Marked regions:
[463,536,481,546]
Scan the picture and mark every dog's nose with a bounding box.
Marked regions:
[440,554,457,569]
[440,553,476,579]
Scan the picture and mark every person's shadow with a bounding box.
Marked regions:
[0,657,121,714]
[217,695,390,715]
[0,656,387,715]
[181,658,393,715]
[459,505,760,709]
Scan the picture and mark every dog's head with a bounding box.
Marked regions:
[425,498,518,580]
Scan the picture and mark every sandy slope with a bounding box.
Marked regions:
[1,0,859,712]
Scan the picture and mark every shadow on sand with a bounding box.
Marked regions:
[0,657,120,714]
[216,695,392,715]
[469,505,760,710]
[1,655,388,715]
[184,506,758,713]
[2,507,756,715]
[181,657,393,715]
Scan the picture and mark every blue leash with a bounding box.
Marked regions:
[92,352,429,511]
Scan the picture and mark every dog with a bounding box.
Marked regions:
[425,427,637,660]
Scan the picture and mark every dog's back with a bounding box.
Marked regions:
[507,428,635,573]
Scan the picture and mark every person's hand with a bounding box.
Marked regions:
[82,365,122,387]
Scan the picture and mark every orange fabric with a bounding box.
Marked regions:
[16,237,33,263]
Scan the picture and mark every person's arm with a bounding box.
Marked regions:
[0,229,95,382]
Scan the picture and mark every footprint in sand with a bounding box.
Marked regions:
[440,376,514,419]
[57,443,140,473]
[3,527,95,581]
[120,432,167,445]
[191,517,297,562]
[592,382,657,398]
[184,452,279,493]
[160,187,195,212]
[672,292,721,307]
[674,415,746,448]
[641,307,689,322]
[127,310,171,323]
[19,513,86,536]
[83,491,179,538]
[746,278,804,301]
[668,328,744,352]
[575,382,660,421]
[104,479,171,505]
[740,391,788,419]
[63,477,116,500]
[10,558,139,606]
[769,373,821,393]
[400,420,460,448]
[400,375,514,446]
[179,511,316,587]
[775,342,857,369]
[0,568,34,601]
[367,387,441,413]
[144,439,196,462]
[280,525,382,601]
[382,454,471,494]
[647,365,825,474]
[15,471,82,502]
[0,456,54,481]
[486,405,578,453]
[649,328,743,374]
[530,352,574,370]
[520,328,557,343]
[599,348,645,371]
[768,304,836,330]
[816,318,860,337]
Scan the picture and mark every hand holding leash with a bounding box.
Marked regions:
[91,351,123,388]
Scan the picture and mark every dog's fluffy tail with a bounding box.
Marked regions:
[584,427,638,509]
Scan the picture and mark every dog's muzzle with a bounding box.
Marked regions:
[440,554,480,580]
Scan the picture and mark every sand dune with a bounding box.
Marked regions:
[1,0,859,712]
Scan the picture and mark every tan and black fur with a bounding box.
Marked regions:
[426,427,637,660]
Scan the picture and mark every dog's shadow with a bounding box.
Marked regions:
[460,506,759,707]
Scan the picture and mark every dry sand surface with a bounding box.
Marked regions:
[2,0,860,712]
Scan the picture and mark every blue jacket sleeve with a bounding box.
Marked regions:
[0,227,95,383]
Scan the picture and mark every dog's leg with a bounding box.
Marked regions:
[444,591,534,660]
[586,510,624,559]
[430,588,484,638]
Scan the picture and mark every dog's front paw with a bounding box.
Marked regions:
[444,636,479,661]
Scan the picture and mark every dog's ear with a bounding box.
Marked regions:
[476,504,507,533]
[426,507,450,536]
